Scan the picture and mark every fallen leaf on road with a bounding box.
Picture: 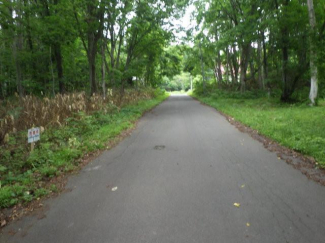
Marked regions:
[246,223,250,227]
[241,184,245,188]
[7,229,16,235]
[277,157,281,160]
[1,220,6,227]
[112,187,118,191]
[233,203,240,207]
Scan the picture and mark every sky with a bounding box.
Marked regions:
[170,4,197,45]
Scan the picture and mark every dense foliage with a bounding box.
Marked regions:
[0,0,186,97]
[2,0,323,101]
[182,0,325,103]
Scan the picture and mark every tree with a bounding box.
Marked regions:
[188,0,323,102]
[73,0,105,94]
[160,46,182,79]
[307,0,318,105]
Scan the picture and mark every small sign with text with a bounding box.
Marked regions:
[28,127,40,143]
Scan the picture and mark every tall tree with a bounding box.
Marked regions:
[73,0,105,94]
[307,0,318,105]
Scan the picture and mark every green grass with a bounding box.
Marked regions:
[192,91,325,168]
[0,91,169,208]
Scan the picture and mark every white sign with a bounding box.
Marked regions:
[28,127,40,143]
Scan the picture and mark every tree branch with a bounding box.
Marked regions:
[72,6,88,54]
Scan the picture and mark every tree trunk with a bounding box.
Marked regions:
[88,33,98,94]
[23,0,37,81]
[227,47,235,85]
[14,40,23,97]
[214,33,223,85]
[54,0,64,93]
[280,0,293,102]
[109,28,116,86]
[216,52,223,84]
[249,58,256,84]
[53,44,65,93]
[307,0,318,105]
[214,64,219,85]
[101,44,106,98]
[199,41,206,94]
[82,0,104,95]
[225,47,230,86]
[261,30,268,80]
[280,32,290,101]
[0,47,4,99]
[232,45,239,84]
[89,56,97,94]
[240,43,251,92]
[280,2,290,101]
[257,37,264,90]
[49,46,56,96]
[14,1,23,97]
[124,47,133,88]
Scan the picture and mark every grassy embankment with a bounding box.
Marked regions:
[191,90,325,168]
[0,89,168,209]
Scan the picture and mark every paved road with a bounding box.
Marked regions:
[2,95,325,243]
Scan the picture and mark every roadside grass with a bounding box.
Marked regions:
[0,90,168,209]
[191,90,325,168]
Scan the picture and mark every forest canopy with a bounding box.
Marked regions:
[0,0,324,103]
[0,0,187,97]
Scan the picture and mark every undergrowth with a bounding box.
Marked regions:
[0,89,168,208]
[0,89,155,144]
[192,89,325,169]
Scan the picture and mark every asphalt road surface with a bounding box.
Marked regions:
[1,95,325,243]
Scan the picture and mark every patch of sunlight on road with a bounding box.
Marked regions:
[168,91,191,97]
[170,93,189,97]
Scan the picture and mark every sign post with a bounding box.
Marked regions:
[28,127,40,151]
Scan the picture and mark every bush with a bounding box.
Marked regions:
[0,186,15,208]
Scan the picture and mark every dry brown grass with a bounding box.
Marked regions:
[0,89,155,144]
